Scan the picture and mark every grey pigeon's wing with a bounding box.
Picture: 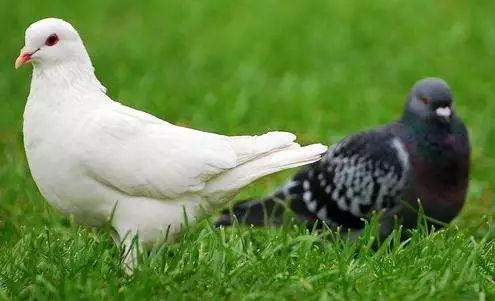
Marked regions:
[282,127,410,229]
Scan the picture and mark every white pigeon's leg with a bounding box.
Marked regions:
[122,234,139,275]
[113,225,140,275]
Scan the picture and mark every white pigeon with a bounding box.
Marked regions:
[15,18,327,272]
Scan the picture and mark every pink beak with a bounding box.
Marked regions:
[15,50,34,69]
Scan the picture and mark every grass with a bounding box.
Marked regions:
[1,0,495,299]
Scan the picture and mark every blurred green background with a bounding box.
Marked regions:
[1,0,495,299]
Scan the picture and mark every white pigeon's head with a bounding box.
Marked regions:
[15,18,91,69]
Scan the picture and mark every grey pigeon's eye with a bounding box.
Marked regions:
[420,97,430,105]
[45,34,59,46]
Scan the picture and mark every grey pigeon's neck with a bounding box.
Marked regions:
[399,114,463,164]
[31,62,107,97]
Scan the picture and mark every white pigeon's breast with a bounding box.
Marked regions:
[23,99,115,226]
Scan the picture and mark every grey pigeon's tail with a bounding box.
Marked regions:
[215,197,285,227]
[215,181,317,227]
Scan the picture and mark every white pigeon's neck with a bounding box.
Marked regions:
[30,61,107,99]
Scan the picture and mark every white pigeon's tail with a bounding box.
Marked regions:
[228,131,299,164]
[203,143,327,202]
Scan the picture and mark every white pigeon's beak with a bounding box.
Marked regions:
[435,106,451,121]
[15,47,38,69]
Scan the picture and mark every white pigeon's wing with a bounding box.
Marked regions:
[79,103,238,199]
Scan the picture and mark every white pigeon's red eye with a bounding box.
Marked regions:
[45,34,59,46]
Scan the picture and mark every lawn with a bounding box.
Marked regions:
[1,0,495,300]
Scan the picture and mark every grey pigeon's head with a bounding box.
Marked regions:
[404,78,454,124]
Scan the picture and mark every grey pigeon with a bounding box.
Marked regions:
[216,78,470,238]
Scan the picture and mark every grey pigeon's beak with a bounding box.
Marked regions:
[435,106,451,122]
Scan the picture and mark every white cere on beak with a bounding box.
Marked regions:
[435,106,451,118]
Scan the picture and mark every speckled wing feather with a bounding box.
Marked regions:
[279,127,410,229]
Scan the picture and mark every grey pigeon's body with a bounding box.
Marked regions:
[216,78,470,238]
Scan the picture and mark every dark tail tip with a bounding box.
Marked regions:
[214,197,286,227]
[214,211,237,227]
